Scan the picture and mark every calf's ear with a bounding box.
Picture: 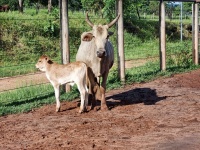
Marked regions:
[82,33,93,41]
[42,56,53,64]
[42,55,51,63]
[42,55,48,61]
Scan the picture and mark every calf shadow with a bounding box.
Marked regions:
[106,88,167,110]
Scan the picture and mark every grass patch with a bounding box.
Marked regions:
[126,61,200,84]
[0,83,79,116]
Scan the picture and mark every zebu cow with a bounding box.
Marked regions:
[76,13,120,110]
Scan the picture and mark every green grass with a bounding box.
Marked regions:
[0,83,79,116]
[125,60,200,84]
[0,64,36,77]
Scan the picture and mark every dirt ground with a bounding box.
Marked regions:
[1,69,200,150]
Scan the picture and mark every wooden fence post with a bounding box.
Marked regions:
[60,0,71,92]
[159,0,166,71]
[192,2,199,65]
[192,3,195,63]
[117,0,125,85]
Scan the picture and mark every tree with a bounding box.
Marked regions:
[48,0,52,14]
[18,0,24,13]
[68,0,82,11]
[81,0,104,16]
[102,0,150,21]
[147,1,159,15]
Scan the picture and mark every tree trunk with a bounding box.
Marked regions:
[36,3,40,14]
[136,6,141,20]
[18,0,24,13]
[48,0,52,14]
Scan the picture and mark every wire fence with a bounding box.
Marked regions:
[0,7,194,103]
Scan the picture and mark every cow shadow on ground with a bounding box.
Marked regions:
[105,88,167,110]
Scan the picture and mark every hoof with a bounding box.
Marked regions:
[79,109,84,114]
[79,107,87,113]
[56,107,60,112]
[101,105,109,111]
[90,106,98,111]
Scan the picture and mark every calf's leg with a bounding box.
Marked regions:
[53,84,61,112]
[77,83,88,113]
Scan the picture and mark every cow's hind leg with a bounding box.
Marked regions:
[88,79,96,110]
[100,73,109,111]
[87,68,98,110]
[89,94,96,110]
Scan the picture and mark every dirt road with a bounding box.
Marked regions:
[0,69,200,149]
[0,72,48,92]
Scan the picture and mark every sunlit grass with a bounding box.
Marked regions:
[0,83,79,116]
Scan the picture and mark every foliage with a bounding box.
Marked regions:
[102,0,157,21]
[167,43,193,67]
[0,0,18,10]
[68,0,82,11]
[102,0,115,20]
[146,1,160,15]
[0,9,60,67]
[81,0,104,17]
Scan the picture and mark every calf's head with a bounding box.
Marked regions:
[82,12,120,58]
[35,55,52,72]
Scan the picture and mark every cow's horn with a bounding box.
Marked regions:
[85,12,94,27]
[107,14,120,28]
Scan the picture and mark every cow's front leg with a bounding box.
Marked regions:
[88,77,96,110]
[100,73,109,111]
[53,84,61,112]
[100,86,108,110]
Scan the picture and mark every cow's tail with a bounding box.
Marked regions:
[86,66,99,94]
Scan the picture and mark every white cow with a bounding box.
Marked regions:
[76,13,120,110]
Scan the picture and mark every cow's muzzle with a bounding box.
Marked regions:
[97,49,106,58]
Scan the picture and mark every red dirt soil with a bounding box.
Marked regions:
[1,69,200,150]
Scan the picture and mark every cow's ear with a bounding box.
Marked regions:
[108,31,114,36]
[82,33,93,41]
